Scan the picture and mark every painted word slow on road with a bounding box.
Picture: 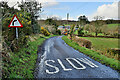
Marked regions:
[45,58,98,74]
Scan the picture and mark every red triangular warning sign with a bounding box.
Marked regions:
[8,15,23,27]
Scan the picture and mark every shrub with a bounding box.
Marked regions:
[56,29,61,35]
[73,36,92,49]
[107,48,119,55]
[70,24,75,39]
[113,33,119,38]
[41,27,50,36]
[107,48,120,60]
[78,27,84,36]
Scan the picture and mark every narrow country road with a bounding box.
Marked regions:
[35,36,119,79]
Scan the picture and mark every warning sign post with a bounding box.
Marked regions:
[8,15,23,39]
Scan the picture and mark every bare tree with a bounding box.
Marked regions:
[78,15,89,27]
[93,16,105,36]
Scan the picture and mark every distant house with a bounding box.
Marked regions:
[65,26,70,29]
[58,26,65,29]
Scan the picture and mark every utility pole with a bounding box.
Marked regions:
[67,13,69,25]
[67,13,69,20]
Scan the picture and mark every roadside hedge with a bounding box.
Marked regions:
[72,36,92,49]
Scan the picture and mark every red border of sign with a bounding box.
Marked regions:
[8,15,23,27]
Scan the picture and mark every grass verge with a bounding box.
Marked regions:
[62,36,120,72]
[7,35,56,78]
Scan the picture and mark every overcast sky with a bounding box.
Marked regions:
[0,0,119,21]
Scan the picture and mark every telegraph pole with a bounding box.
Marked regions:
[67,13,69,25]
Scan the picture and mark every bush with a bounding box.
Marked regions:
[73,36,92,49]
[112,33,119,38]
[107,48,120,56]
[78,27,84,36]
[70,24,75,39]
[56,29,61,35]
[41,27,50,36]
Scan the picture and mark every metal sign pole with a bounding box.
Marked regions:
[16,27,18,39]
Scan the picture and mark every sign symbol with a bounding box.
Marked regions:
[8,15,23,27]
[12,20,17,26]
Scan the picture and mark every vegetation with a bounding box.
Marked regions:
[41,27,50,36]
[69,24,75,39]
[18,1,42,34]
[45,18,60,35]
[72,36,92,49]
[56,29,61,35]
[1,1,119,78]
[80,37,119,60]
[107,24,119,28]
[74,23,119,37]
[90,16,105,36]
[3,35,56,78]
[77,27,84,36]
[1,1,54,78]
[80,37,118,51]
[1,1,42,52]
[2,11,32,52]
[78,15,89,26]
[62,36,120,72]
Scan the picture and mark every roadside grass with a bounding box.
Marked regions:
[62,36,120,72]
[8,35,56,78]
[80,37,118,53]
[74,30,78,35]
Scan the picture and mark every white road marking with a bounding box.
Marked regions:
[66,58,86,70]
[77,58,98,68]
[45,58,98,74]
[57,59,72,71]
[84,58,98,67]
[45,60,59,74]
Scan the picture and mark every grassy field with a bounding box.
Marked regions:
[62,36,120,72]
[5,35,56,78]
[107,24,119,28]
[80,37,118,53]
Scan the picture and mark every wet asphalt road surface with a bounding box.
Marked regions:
[35,36,119,79]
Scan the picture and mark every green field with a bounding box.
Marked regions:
[107,24,119,30]
[80,37,118,53]
[107,24,119,28]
